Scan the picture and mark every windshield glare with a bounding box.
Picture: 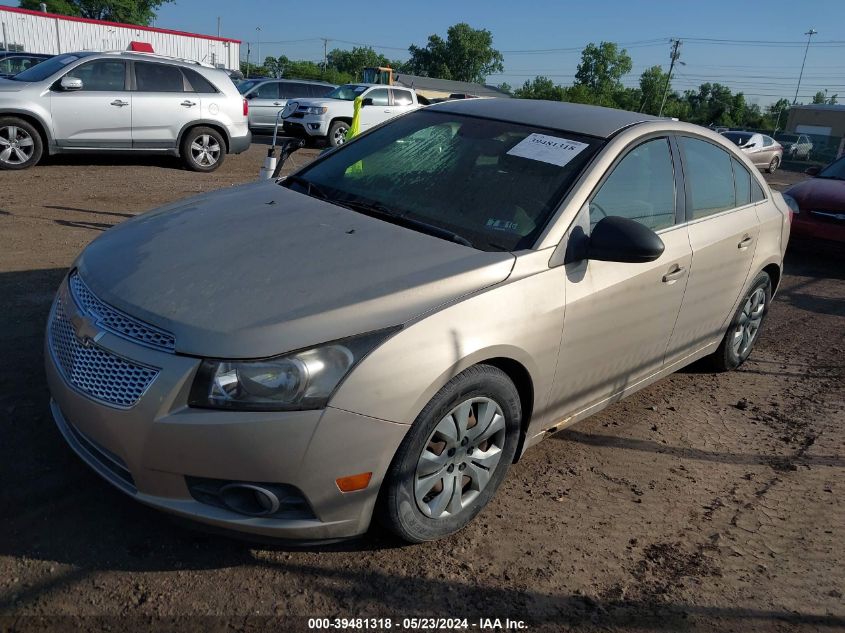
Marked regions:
[326,84,368,100]
[12,53,83,82]
[288,110,601,251]
[818,156,845,180]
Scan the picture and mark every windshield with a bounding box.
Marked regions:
[722,132,754,147]
[284,109,602,251]
[237,80,261,94]
[11,53,86,82]
[818,156,845,180]
[326,84,369,100]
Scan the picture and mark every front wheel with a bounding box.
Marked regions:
[0,117,43,170]
[708,272,772,372]
[181,126,226,172]
[328,120,349,147]
[378,365,521,543]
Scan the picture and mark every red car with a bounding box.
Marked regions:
[784,156,845,245]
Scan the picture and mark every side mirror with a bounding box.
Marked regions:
[805,166,820,176]
[587,216,665,263]
[60,75,83,91]
[361,97,374,107]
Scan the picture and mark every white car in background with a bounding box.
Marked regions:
[282,83,420,147]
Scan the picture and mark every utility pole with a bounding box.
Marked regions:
[256,27,262,70]
[217,17,221,38]
[658,39,682,117]
[322,38,329,73]
[793,28,817,104]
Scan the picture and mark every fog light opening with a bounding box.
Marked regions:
[219,483,281,516]
[336,472,372,492]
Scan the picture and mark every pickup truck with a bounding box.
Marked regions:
[281,83,420,147]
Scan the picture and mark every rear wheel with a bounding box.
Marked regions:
[379,365,521,543]
[766,156,779,173]
[708,271,772,372]
[181,126,225,172]
[328,120,349,147]
[0,117,42,170]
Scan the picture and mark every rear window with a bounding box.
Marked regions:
[680,137,736,219]
[183,68,218,93]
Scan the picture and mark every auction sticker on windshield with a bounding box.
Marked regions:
[506,133,589,167]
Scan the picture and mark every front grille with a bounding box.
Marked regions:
[69,273,175,352]
[49,295,159,408]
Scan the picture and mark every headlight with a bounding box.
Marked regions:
[189,328,398,411]
[301,106,328,115]
[782,193,800,214]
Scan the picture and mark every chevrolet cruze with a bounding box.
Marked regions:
[45,99,792,543]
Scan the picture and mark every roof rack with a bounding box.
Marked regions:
[100,50,215,68]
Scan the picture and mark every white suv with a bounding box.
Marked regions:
[0,51,251,171]
[281,83,420,147]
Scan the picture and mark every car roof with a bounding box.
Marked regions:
[253,78,336,86]
[428,98,661,139]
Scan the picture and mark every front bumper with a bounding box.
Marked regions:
[282,116,326,138]
[44,287,408,541]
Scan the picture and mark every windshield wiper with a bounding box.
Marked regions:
[283,175,330,201]
[339,198,474,247]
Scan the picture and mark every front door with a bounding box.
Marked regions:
[665,137,761,363]
[359,88,392,130]
[130,61,200,149]
[50,59,131,147]
[548,137,692,420]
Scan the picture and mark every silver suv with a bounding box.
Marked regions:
[237,78,336,132]
[0,51,251,172]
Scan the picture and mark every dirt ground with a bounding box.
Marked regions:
[0,143,843,633]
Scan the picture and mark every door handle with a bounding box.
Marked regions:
[383,109,392,113]
[662,265,687,284]
[273,102,282,106]
[110,100,129,107]
[737,235,754,250]
[180,100,196,107]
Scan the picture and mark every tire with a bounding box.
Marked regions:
[0,116,43,170]
[180,126,226,172]
[708,271,772,372]
[378,364,521,543]
[766,156,779,174]
[328,120,350,148]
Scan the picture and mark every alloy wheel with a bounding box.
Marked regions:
[190,134,221,167]
[731,287,766,358]
[0,125,35,165]
[333,127,348,144]
[414,397,506,519]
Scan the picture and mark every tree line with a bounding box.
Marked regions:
[20,1,835,129]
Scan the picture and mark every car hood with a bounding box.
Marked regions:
[785,177,845,211]
[76,181,516,358]
[0,78,27,91]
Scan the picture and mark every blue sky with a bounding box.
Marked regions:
[5,0,845,106]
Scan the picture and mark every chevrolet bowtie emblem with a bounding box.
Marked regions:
[69,310,103,347]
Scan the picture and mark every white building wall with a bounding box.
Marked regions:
[0,8,239,69]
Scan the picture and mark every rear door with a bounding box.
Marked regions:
[664,136,761,364]
[549,136,692,419]
[246,81,281,128]
[130,61,200,149]
[50,59,131,147]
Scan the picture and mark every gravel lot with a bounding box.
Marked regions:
[0,144,842,632]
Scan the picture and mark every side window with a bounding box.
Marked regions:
[287,83,313,98]
[253,81,279,99]
[590,138,676,232]
[313,84,334,97]
[751,177,766,202]
[66,60,126,91]
[392,89,414,106]
[183,67,218,93]
[680,137,736,219]
[762,136,773,147]
[135,62,186,92]
[732,158,751,206]
[276,82,293,98]
[366,88,390,106]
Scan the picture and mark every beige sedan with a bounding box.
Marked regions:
[45,99,792,543]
